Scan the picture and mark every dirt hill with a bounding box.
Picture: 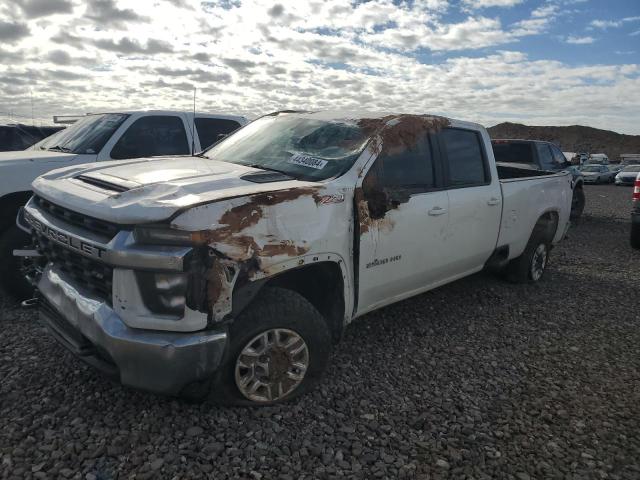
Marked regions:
[487,122,640,161]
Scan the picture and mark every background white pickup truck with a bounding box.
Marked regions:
[0,110,247,297]
[22,111,572,405]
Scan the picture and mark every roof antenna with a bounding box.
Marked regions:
[191,87,196,155]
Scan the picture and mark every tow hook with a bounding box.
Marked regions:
[21,297,39,309]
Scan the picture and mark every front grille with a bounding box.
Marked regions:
[35,232,113,302]
[33,195,120,238]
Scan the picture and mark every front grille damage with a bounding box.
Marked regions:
[34,229,113,302]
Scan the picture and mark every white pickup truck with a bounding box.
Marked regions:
[0,110,247,297]
[21,111,572,405]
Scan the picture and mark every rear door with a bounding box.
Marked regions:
[356,132,450,314]
[436,128,502,276]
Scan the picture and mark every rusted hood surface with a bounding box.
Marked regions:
[32,156,314,224]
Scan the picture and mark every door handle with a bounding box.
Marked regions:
[487,197,501,206]
[428,206,447,216]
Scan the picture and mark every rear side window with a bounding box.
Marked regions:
[535,144,555,170]
[492,142,534,164]
[372,133,435,190]
[111,116,189,160]
[549,145,568,168]
[441,129,488,186]
[195,118,241,150]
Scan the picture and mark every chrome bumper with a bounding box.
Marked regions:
[38,266,228,395]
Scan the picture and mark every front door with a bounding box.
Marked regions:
[356,132,450,315]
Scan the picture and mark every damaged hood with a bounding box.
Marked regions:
[32,156,314,224]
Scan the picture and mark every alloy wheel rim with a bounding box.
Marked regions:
[235,328,309,402]
[530,244,547,281]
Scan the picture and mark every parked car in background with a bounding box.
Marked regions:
[631,173,640,249]
[620,154,640,166]
[586,153,609,165]
[0,123,64,151]
[0,110,247,298]
[491,139,585,219]
[617,165,640,186]
[580,165,616,184]
[20,111,573,404]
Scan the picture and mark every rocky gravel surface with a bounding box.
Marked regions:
[1,184,639,480]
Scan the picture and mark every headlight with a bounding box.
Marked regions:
[133,226,212,246]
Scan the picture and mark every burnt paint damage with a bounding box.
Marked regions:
[356,114,450,234]
[180,186,324,316]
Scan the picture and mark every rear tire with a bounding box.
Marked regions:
[0,225,35,300]
[631,221,640,250]
[189,287,333,405]
[570,186,585,220]
[505,226,552,284]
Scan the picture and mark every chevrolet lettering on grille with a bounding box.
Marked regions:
[26,211,106,260]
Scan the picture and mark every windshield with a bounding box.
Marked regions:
[491,142,534,164]
[582,166,604,172]
[623,165,640,172]
[202,115,370,181]
[45,113,128,154]
[30,129,65,150]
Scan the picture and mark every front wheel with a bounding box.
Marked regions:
[199,287,332,406]
[0,225,35,300]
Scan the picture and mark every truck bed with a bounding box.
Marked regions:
[497,168,572,260]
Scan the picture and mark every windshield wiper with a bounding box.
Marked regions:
[48,145,73,153]
[245,164,295,178]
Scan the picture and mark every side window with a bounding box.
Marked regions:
[549,145,568,169]
[194,118,241,150]
[110,116,189,160]
[535,143,555,170]
[370,132,435,190]
[441,128,488,187]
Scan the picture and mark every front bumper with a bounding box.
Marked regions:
[38,266,228,395]
[616,177,636,185]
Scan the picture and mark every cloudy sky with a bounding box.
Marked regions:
[1,0,639,133]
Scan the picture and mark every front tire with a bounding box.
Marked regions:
[0,225,35,300]
[210,287,332,406]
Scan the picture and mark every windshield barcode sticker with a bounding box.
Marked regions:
[288,153,328,170]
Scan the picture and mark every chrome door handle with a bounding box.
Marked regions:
[428,207,447,216]
[487,198,501,206]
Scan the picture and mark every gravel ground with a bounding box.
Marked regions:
[1,184,639,480]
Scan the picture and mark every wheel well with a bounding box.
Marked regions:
[0,191,32,231]
[239,262,346,344]
[535,211,559,242]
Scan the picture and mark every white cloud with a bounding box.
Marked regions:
[462,0,523,8]
[0,0,638,134]
[566,35,595,44]
[590,16,640,29]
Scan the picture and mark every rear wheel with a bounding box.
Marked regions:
[570,186,585,220]
[631,221,640,250]
[0,225,35,300]
[505,225,552,283]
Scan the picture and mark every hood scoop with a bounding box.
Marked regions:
[241,171,294,183]
[76,172,141,193]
